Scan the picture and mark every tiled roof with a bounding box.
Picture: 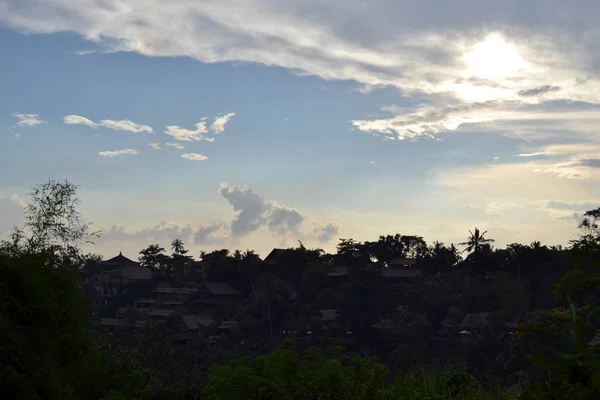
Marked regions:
[205,282,240,295]
[148,309,175,317]
[181,314,215,329]
[153,285,197,295]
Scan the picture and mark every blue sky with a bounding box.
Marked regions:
[1,0,600,258]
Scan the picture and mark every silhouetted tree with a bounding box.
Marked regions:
[138,244,169,272]
[459,228,495,254]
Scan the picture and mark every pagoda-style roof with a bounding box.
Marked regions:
[104,252,137,265]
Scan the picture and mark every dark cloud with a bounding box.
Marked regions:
[218,183,305,237]
[312,221,341,242]
[574,158,600,168]
[555,213,582,223]
[518,85,562,97]
[194,222,228,245]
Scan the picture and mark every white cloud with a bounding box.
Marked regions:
[2,3,599,104]
[0,193,26,238]
[148,143,161,150]
[181,153,207,161]
[64,114,153,133]
[5,2,600,151]
[99,149,140,157]
[166,142,185,149]
[12,112,46,127]
[210,112,236,134]
[518,152,550,157]
[64,115,96,127]
[164,120,211,142]
[351,102,600,141]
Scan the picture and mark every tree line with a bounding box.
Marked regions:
[2,180,600,399]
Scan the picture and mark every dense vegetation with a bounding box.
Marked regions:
[1,180,600,399]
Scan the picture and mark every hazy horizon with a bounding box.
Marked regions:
[2,0,600,258]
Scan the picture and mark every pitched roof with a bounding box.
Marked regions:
[204,282,240,295]
[264,248,287,264]
[148,309,175,317]
[104,252,137,265]
[381,268,423,278]
[153,284,197,295]
[181,314,215,330]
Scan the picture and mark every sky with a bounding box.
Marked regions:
[1,0,600,259]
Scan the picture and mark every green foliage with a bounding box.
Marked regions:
[517,207,600,400]
[0,252,93,399]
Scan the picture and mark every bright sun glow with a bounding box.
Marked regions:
[463,33,526,80]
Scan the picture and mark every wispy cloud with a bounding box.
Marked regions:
[148,143,161,150]
[518,152,550,157]
[164,120,212,142]
[64,114,153,133]
[518,85,561,97]
[181,153,207,161]
[210,112,236,134]
[11,112,46,127]
[166,142,185,149]
[99,149,140,157]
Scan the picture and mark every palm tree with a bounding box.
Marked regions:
[459,228,495,254]
[448,243,462,266]
[254,273,286,337]
[170,239,191,280]
[171,238,187,256]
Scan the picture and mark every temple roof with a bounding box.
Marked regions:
[104,252,137,264]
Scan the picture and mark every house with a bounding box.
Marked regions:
[98,317,146,333]
[86,252,153,304]
[381,257,422,282]
[264,248,288,265]
[169,314,215,347]
[189,281,241,306]
[144,282,198,320]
